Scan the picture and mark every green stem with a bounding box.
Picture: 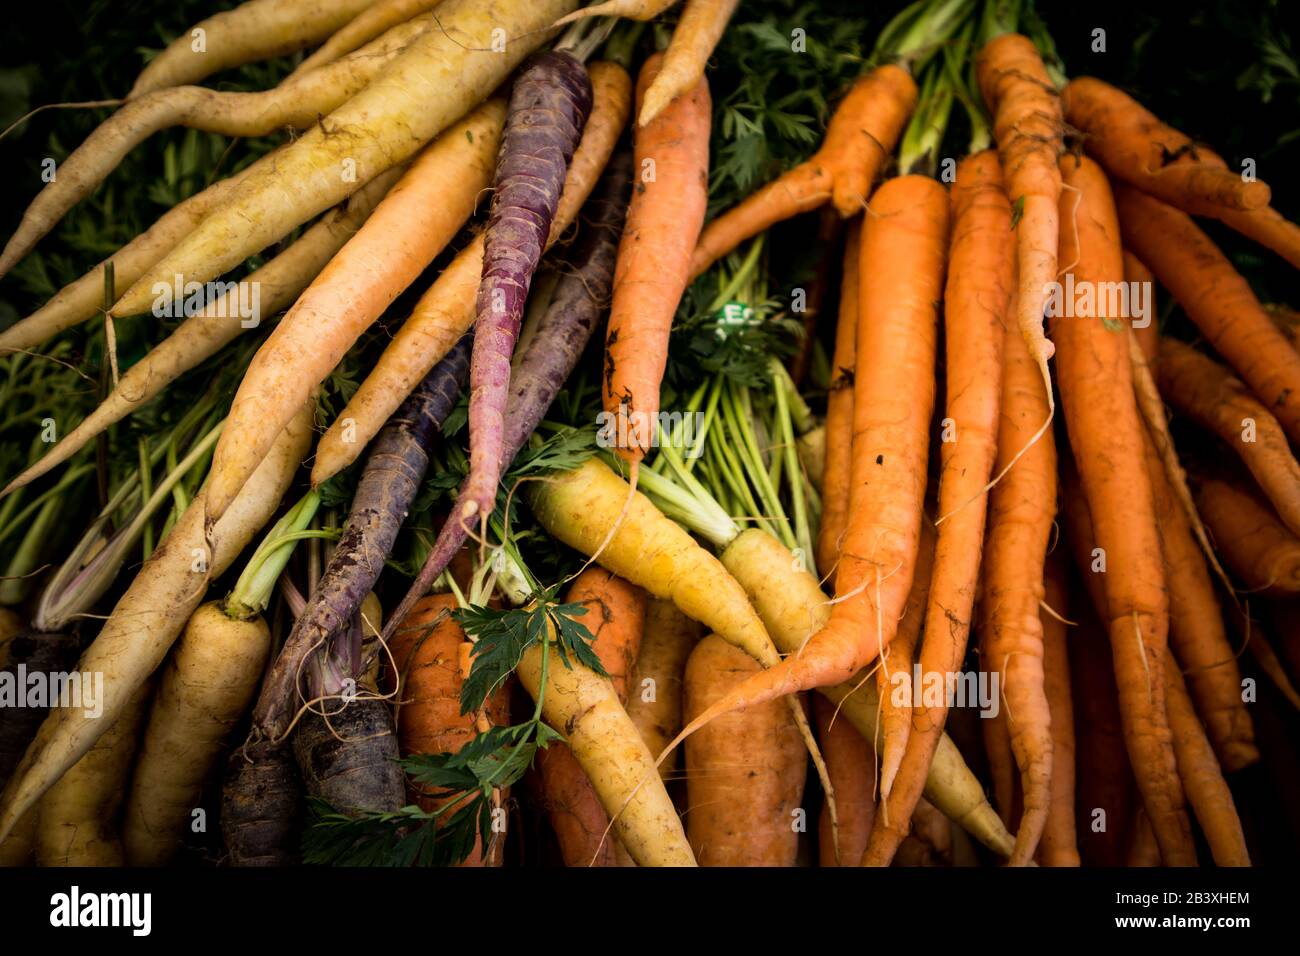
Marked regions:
[0,492,62,605]
[725,384,794,549]
[138,437,154,560]
[225,489,322,620]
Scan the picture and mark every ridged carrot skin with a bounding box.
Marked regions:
[463,51,593,523]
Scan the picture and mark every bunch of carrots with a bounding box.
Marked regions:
[0,0,1297,869]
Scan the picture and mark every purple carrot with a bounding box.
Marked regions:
[252,334,471,740]
[462,51,593,528]
[381,151,633,645]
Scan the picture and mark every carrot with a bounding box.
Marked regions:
[378,154,630,644]
[667,175,946,742]
[0,399,312,844]
[864,150,1011,867]
[1064,588,1135,867]
[876,520,936,801]
[625,599,702,780]
[713,527,1013,858]
[35,683,152,866]
[812,694,875,867]
[0,14,431,279]
[690,65,917,279]
[638,0,737,127]
[1164,656,1251,865]
[461,53,593,531]
[603,52,710,466]
[294,698,405,815]
[1241,611,1300,711]
[894,798,954,867]
[1196,475,1300,595]
[1126,809,1162,866]
[980,664,1018,832]
[0,149,268,354]
[1214,204,1300,272]
[1124,251,1158,364]
[976,32,1064,406]
[815,219,861,583]
[98,0,578,321]
[682,634,805,866]
[514,620,695,867]
[978,307,1057,867]
[256,339,472,740]
[1158,337,1300,539]
[127,0,375,97]
[1114,185,1300,445]
[220,741,303,866]
[1138,427,1258,771]
[311,61,632,484]
[1037,555,1079,867]
[1,169,399,498]
[203,103,502,525]
[1054,155,1195,864]
[534,569,645,867]
[556,0,678,25]
[290,0,446,78]
[1061,76,1270,214]
[388,593,511,866]
[121,602,273,865]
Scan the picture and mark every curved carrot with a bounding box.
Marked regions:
[311,61,632,485]
[1158,337,1300,539]
[1197,476,1300,595]
[1053,155,1195,865]
[666,175,947,744]
[1114,185,1300,445]
[1061,76,1270,214]
[863,150,1012,866]
[815,219,860,583]
[1214,204,1300,272]
[638,0,737,127]
[691,65,916,278]
[603,52,710,465]
[976,32,1063,405]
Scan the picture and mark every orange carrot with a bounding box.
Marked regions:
[976,305,1057,867]
[625,599,701,781]
[1214,204,1300,272]
[1158,337,1300,539]
[1138,428,1258,772]
[1053,156,1195,865]
[665,175,947,742]
[1164,655,1251,866]
[603,52,710,466]
[1125,809,1162,866]
[876,520,936,801]
[638,0,738,127]
[389,593,511,866]
[1061,76,1270,213]
[976,32,1064,405]
[535,569,647,867]
[682,635,805,866]
[812,694,876,867]
[894,798,954,867]
[815,219,861,584]
[1037,555,1079,867]
[1196,475,1300,595]
[1114,185,1300,445]
[690,65,917,278]
[864,150,1012,867]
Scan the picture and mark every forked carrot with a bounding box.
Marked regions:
[1052,156,1195,865]
[691,65,917,278]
